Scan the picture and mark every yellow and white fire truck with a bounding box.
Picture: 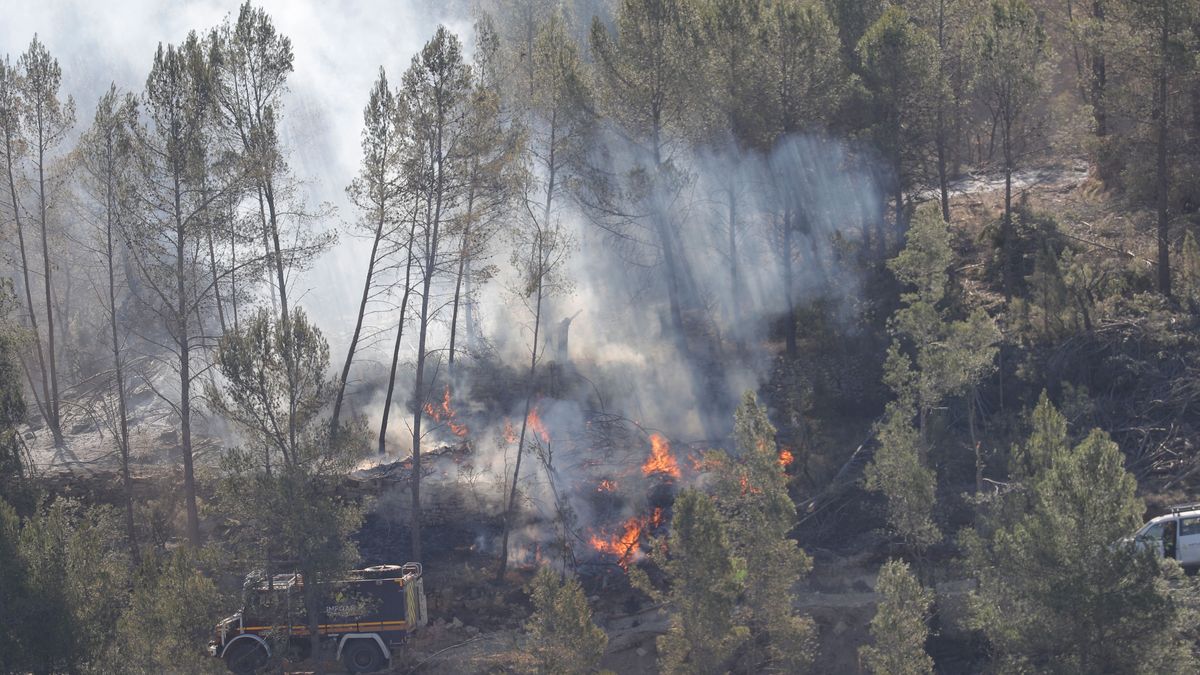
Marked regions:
[209,563,427,674]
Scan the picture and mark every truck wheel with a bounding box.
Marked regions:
[342,639,386,673]
[223,640,268,674]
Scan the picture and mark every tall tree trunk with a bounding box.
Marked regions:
[205,184,226,335]
[1155,3,1171,298]
[261,181,299,459]
[409,120,449,562]
[447,171,477,375]
[3,128,53,435]
[1002,118,1015,301]
[35,115,63,447]
[378,219,418,456]
[498,135,558,578]
[497,247,545,581]
[333,204,387,436]
[728,184,741,325]
[176,173,200,547]
[783,210,797,359]
[1091,1,1107,138]
[936,0,951,223]
[105,157,137,563]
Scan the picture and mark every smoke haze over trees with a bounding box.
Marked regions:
[3,0,1200,672]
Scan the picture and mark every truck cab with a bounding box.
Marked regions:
[209,563,427,674]
[1133,504,1200,570]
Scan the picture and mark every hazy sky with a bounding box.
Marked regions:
[3,0,474,339]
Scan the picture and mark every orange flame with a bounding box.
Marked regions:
[779,448,795,469]
[597,479,617,493]
[642,433,681,479]
[526,407,550,445]
[423,385,468,437]
[589,508,668,569]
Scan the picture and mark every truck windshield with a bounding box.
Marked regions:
[1140,522,1165,540]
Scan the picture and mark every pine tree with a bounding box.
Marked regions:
[760,0,847,356]
[17,37,74,447]
[525,567,608,674]
[496,7,587,580]
[130,34,238,547]
[588,0,729,440]
[966,397,1197,673]
[399,25,475,560]
[971,0,1052,299]
[77,86,140,562]
[209,307,366,659]
[709,391,817,672]
[634,489,748,675]
[857,7,940,251]
[859,559,934,675]
[1108,0,1198,297]
[331,67,406,436]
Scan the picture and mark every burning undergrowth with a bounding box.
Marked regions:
[348,362,742,578]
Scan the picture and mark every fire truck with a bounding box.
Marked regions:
[209,563,427,674]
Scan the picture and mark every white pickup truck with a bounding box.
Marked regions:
[1132,503,1200,570]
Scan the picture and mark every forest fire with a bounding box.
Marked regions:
[527,406,550,445]
[502,420,518,444]
[597,479,617,492]
[779,448,795,468]
[587,507,665,569]
[424,385,468,437]
[642,433,681,479]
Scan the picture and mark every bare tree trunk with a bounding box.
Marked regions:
[378,219,418,456]
[447,173,476,375]
[35,113,63,447]
[175,170,201,548]
[105,158,137,562]
[497,248,545,581]
[409,120,449,562]
[3,128,54,435]
[333,204,387,436]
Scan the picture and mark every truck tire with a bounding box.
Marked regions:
[342,639,386,673]
[223,639,268,674]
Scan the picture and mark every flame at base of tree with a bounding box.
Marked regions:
[588,507,664,569]
[424,385,468,437]
[642,433,681,479]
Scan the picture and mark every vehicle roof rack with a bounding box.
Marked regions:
[1169,503,1200,514]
